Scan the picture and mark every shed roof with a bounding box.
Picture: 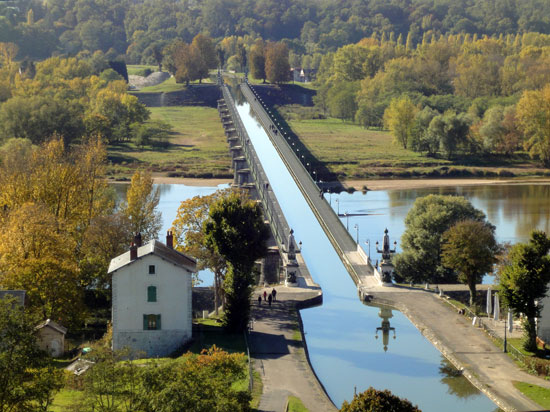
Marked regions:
[108,240,197,274]
[36,319,67,335]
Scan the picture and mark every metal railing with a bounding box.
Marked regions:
[219,82,294,255]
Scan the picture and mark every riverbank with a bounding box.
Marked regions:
[362,284,550,412]
[345,177,550,191]
[150,175,550,191]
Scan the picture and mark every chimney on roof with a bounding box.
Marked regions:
[134,233,142,247]
[166,230,173,249]
[130,242,137,260]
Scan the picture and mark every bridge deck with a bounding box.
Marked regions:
[240,82,375,286]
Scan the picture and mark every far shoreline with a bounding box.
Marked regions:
[150,176,550,191]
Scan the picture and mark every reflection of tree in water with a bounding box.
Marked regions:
[387,184,550,242]
[439,357,481,399]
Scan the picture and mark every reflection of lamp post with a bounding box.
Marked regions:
[375,306,396,352]
[345,211,349,231]
[335,198,339,215]
[366,240,370,260]
[354,224,359,244]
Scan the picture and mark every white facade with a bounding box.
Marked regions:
[538,295,550,343]
[109,240,195,357]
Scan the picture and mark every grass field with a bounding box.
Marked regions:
[513,381,550,408]
[50,388,84,412]
[126,64,156,76]
[286,116,545,180]
[107,106,231,179]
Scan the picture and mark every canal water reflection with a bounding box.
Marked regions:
[233,99,501,411]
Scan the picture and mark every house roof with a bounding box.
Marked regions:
[0,290,26,306]
[36,319,67,335]
[108,240,197,274]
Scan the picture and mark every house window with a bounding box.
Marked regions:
[148,265,156,275]
[147,286,157,302]
[143,314,161,330]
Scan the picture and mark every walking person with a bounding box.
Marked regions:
[272,288,277,301]
[263,290,267,301]
[258,295,262,305]
[268,294,272,306]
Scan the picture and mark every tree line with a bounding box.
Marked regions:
[313,32,550,165]
[2,0,550,65]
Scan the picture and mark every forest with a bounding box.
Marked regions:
[2,0,550,64]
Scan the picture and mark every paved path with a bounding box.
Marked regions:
[371,289,550,412]
[249,286,337,412]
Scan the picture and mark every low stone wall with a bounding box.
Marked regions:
[114,330,191,357]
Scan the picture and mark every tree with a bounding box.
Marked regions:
[172,189,239,315]
[441,220,500,307]
[383,96,419,149]
[141,347,251,412]
[340,387,421,412]
[191,34,217,83]
[265,42,290,84]
[516,84,550,166]
[327,82,358,122]
[0,203,85,327]
[204,192,269,331]
[121,170,161,242]
[249,39,266,82]
[394,195,487,284]
[499,231,550,352]
[0,296,64,412]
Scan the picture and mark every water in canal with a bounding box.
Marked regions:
[141,104,549,411]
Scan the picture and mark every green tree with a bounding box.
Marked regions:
[327,81,358,122]
[340,387,421,412]
[441,220,500,308]
[394,195,487,284]
[0,296,64,412]
[383,96,419,149]
[499,231,550,352]
[265,42,290,84]
[249,39,266,82]
[204,191,269,332]
[172,189,240,314]
[191,34,217,83]
[121,170,161,242]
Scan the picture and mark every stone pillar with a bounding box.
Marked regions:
[262,247,281,284]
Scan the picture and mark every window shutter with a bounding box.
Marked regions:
[147,286,157,302]
[157,314,161,330]
[143,314,147,330]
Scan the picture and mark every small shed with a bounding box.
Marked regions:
[36,319,67,358]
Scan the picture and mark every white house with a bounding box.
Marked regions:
[108,231,196,357]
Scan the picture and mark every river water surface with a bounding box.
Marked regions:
[139,101,550,411]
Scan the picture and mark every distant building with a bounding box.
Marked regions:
[36,319,67,358]
[290,67,316,83]
[108,232,197,357]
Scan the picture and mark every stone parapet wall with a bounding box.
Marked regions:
[113,330,191,358]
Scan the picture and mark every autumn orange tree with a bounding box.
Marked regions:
[0,136,125,326]
[121,169,161,243]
